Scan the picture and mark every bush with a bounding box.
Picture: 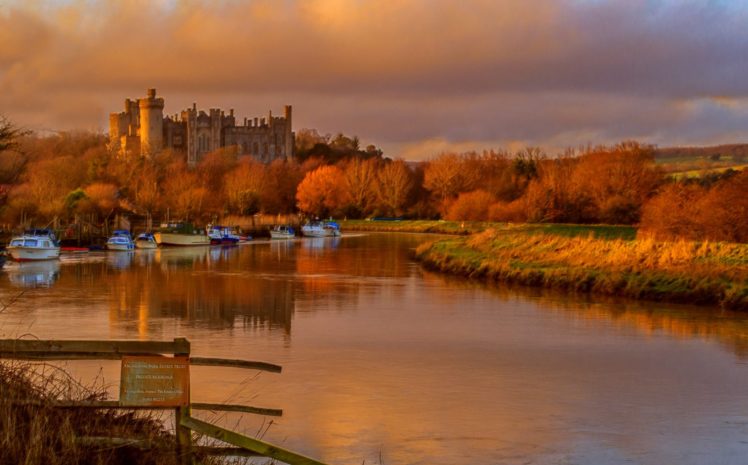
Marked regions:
[445,190,496,221]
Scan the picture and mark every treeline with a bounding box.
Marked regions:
[1,117,748,243]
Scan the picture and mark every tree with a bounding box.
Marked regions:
[296,165,348,217]
[340,157,379,217]
[261,158,304,213]
[224,158,266,215]
[0,116,28,184]
[423,153,471,212]
[0,116,25,152]
[373,160,413,217]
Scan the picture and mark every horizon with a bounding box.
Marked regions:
[1,0,747,160]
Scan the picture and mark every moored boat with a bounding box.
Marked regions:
[135,232,158,249]
[106,230,135,251]
[270,224,295,240]
[207,225,242,245]
[6,229,61,261]
[301,221,341,238]
[154,223,210,246]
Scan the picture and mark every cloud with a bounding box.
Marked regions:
[1,0,747,158]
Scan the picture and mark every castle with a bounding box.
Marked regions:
[109,89,294,165]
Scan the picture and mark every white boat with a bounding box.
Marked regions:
[301,221,341,238]
[135,232,158,249]
[270,224,295,240]
[154,222,210,246]
[106,230,135,251]
[6,229,61,262]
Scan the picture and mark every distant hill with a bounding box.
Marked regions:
[655,144,748,161]
[654,143,748,177]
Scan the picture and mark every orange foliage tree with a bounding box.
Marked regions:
[340,157,379,218]
[224,158,266,215]
[296,165,348,217]
[373,160,413,217]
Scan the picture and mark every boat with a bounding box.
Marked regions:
[6,229,61,261]
[153,222,210,246]
[270,224,296,240]
[207,225,242,245]
[301,220,341,238]
[135,232,158,249]
[106,230,135,251]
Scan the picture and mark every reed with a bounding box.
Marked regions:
[415,227,748,310]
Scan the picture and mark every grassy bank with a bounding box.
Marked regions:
[414,226,748,310]
[340,219,637,240]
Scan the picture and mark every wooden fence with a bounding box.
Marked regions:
[0,338,329,465]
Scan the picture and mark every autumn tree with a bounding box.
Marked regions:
[296,165,348,217]
[261,158,304,213]
[571,142,661,224]
[340,157,379,217]
[161,160,207,221]
[373,160,413,217]
[224,158,266,215]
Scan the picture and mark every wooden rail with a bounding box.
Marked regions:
[0,337,329,465]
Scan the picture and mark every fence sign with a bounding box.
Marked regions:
[120,355,190,407]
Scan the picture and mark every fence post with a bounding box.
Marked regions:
[173,337,192,465]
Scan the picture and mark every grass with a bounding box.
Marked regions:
[414,227,748,310]
[340,219,636,240]
[0,360,237,465]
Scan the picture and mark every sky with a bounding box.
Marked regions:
[1,0,747,160]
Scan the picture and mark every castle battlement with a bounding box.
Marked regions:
[109,89,294,165]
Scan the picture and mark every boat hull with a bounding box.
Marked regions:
[154,232,210,246]
[107,243,135,251]
[301,225,340,237]
[8,247,61,262]
[270,231,295,240]
[135,241,158,249]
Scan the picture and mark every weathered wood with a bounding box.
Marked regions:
[173,339,192,465]
[191,403,282,417]
[190,357,282,373]
[192,446,261,457]
[0,338,188,356]
[10,400,282,416]
[181,415,329,465]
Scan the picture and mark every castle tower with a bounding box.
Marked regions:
[284,105,293,159]
[138,88,164,156]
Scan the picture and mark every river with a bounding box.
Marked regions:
[1,233,747,465]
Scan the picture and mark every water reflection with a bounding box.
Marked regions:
[4,260,60,288]
[424,269,748,361]
[2,233,748,465]
[106,250,134,270]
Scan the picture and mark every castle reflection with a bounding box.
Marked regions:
[41,234,414,338]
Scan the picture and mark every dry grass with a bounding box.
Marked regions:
[0,360,243,465]
[416,228,748,310]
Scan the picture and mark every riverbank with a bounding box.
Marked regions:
[414,226,748,310]
[339,219,637,239]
